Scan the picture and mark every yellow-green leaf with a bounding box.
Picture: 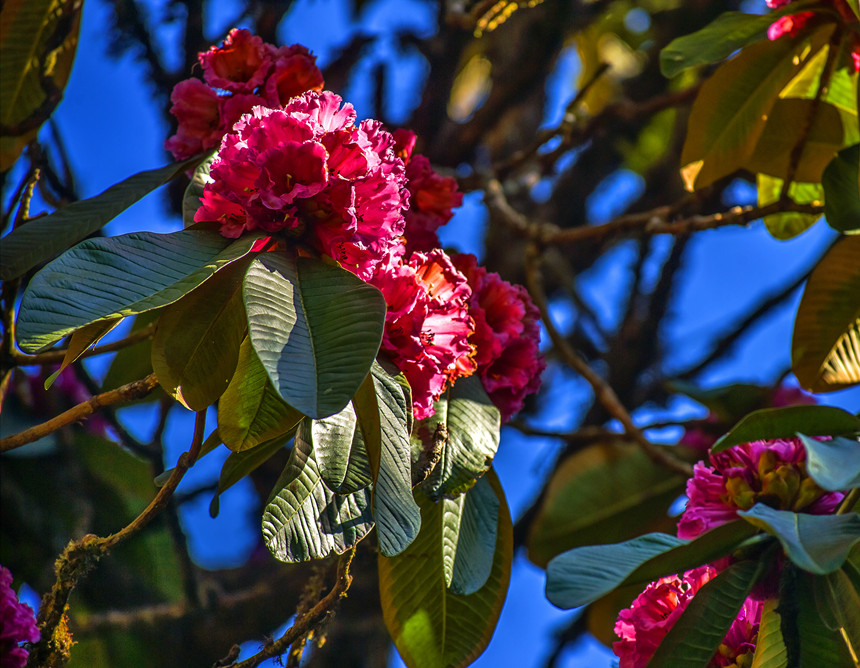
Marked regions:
[758,175,823,240]
[44,318,121,389]
[792,235,860,391]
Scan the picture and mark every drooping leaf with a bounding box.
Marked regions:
[243,252,385,419]
[44,319,122,389]
[648,560,764,668]
[527,442,684,567]
[751,599,788,668]
[758,175,823,240]
[0,156,204,280]
[218,337,304,452]
[353,362,421,557]
[421,375,501,500]
[379,470,512,668]
[0,0,82,170]
[680,30,827,191]
[823,144,860,233]
[795,568,857,666]
[16,229,261,353]
[659,7,808,78]
[711,405,860,453]
[302,402,372,494]
[262,434,374,563]
[739,503,860,574]
[792,235,860,391]
[796,434,860,491]
[546,521,759,609]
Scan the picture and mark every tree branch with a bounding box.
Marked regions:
[9,322,157,367]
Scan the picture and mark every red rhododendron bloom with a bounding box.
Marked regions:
[0,566,39,668]
[614,565,761,668]
[393,130,464,253]
[767,12,815,39]
[678,437,844,540]
[452,253,544,421]
[369,249,474,420]
[195,91,408,280]
[166,32,324,160]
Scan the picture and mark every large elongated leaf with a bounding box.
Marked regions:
[797,434,860,491]
[546,521,759,609]
[262,435,374,563]
[739,504,860,574]
[0,156,204,280]
[751,599,788,668]
[16,229,260,352]
[421,375,501,500]
[816,569,860,660]
[792,235,860,391]
[649,560,763,667]
[527,442,685,567]
[660,9,795,78]
[449,474,499,595]
[823,144,860,233]
[0,0,82,170]
[354,362,422,557]
[795,569,857,666]
[379,470,512,668]
[243,253,385,419]
[151,257,249,411]
[680,30,825,191]
[218,337,304,452]
[711,405,860,453]
[302,402,372,494]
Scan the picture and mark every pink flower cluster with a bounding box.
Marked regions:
[369,249,475,420]
[765,0,860,70]
[452,254,545,422]
[614,565,761,668]
[0,567,39,668]
[166,29,324,160]
[194,92,408,281]
[677,437,844,540]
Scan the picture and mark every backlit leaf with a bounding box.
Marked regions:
[751,599,788,668]
[758,175,823,240]
[823,144,860,233]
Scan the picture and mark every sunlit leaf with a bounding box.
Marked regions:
[302,402,372,495]
[243,252,385,419]
[0,156,204,280]
[379,470,512,668]
[792,235,860,391]
[739,504,860,574]
[151,257,249,411]
[16,229,260,353]
[527,442,684,567]
[711,405,860,453]
[758,175,823,240]
[751,599,788,668]
[823,144,860,233]
[262,434,374,563]
[218,337,304,452]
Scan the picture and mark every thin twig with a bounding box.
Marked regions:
[9,322,157,366]
[223,547,357,668]
[0,373,159,452]
[524,243,693,477]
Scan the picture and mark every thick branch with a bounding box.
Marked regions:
[0,373,159,452]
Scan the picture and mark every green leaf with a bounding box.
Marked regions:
[448,474,499,595]
[527,442,685,567]
[649,560,764,668]
[660,10,790,78]
[751,599,788,668]
[243,253,385,419]
[182,153,217,228]
[795,569,857,666]
[816,569,860,660]
[792,235,860,391]
[758,175,823,241]
[16,229,261,353]
[301,403,372,495]
[379,470,512,668]
[711,405,860,453]
[44,319,122,389]
[545,521,759,609]
[421,375,501,500]
[210,431,293,518]
[739,503,860,574]
[823,144,860,233]
[781,40,859,120]
[261,432,374,563]
[218,337,304,452]
[151,257,249,411]
[354,362,422,557]
[0,156,204,280]
[101,311,162,397]
[0,0,82,170]
[680,29,827,191]
[797,434,860,491]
